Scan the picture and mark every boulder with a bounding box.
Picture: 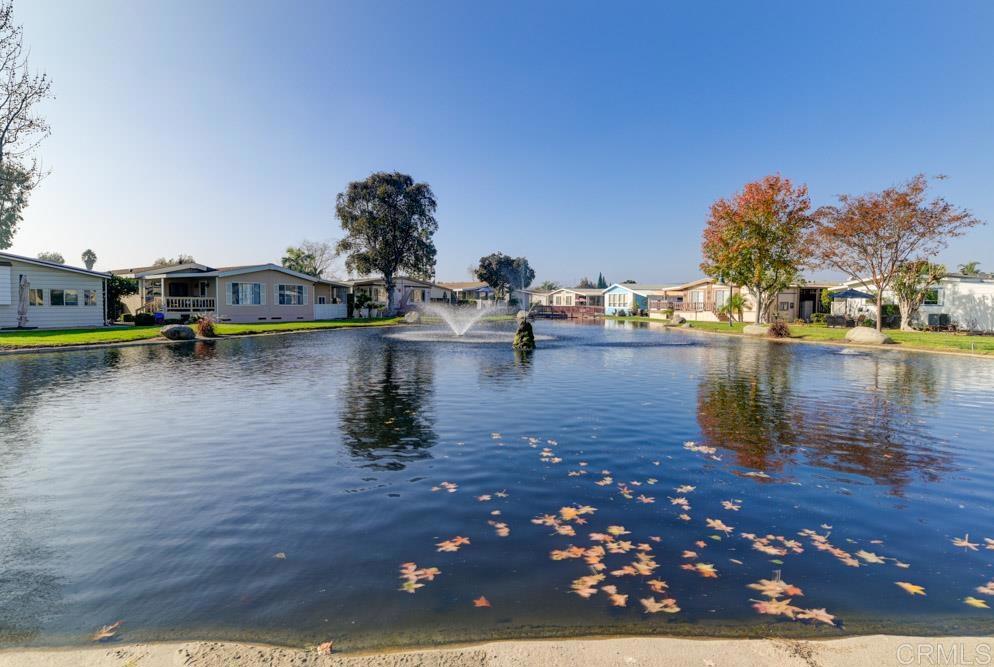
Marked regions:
[161,324,196,341]
[845,326,893,345]
[404,311,421,324]
[743,324,770,336]
[668,315,686,326]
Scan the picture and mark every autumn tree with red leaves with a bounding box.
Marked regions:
[811,175,982,331]
[700,175,814,324]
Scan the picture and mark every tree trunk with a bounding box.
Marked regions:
[898,298,916,331]
[384,274,395,315]
[754,289,763,324]
[875,291,883,332]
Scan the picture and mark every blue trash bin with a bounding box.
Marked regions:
[154,312,165,324]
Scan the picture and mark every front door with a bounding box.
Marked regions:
[800,300,814,321]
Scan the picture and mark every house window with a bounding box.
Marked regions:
[29,289,44,306]
[924,288,943,306]
[318,296,326,305]
[779,301,794,311]
[84,289,98,306]
[278,284,305,305]
[714,289,728,308]
[690,290,705,304]
[51,289,79,306]
[199,281,210,297]
[230,282,262,305]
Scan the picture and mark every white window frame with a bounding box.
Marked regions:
[228,282,264,306]
[277,283,306,305]
[29,288,44,306]
[84,289,98,306]
[923,288,943,306]
[51,289,80,306]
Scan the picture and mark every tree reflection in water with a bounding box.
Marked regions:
[339,342,437,470]
[697,343,950,493]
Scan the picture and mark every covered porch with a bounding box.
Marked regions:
[138,275,218,318]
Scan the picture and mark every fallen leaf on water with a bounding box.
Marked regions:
[606,525,630,536]
[640,596,680,614]
[748,578,803,599]
[477,495,492,502]
[473,596,491,608]
[436,536,471,553]
[856,550,885,564]
[976,581,994,596]
[705,518,734,535]
[647,579,668,593]
[895,582,926,596]
[273,552,287,560]
[316,641,333,655]
[964,596,990,609]
[721,501,741,511]
[796,607,836,626]
[953,535,979,551]
[752,598,800,618]
[601,585,628,607]
[92,621,123,642]
[488,520,510,537]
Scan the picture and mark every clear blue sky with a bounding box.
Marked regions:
[10,0,994,285]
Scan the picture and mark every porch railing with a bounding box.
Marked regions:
[165,297,216,311]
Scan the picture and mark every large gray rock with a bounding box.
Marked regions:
[404,311,421,324]
[743,324,770,336]
[845,326,893,345]
[667,315,686,326]
[161,324,196,341]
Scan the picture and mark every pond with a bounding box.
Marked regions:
[1,320,993,650]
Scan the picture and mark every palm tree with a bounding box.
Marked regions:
[81,249,97,270]
[718,293,747,326]
[958,261,981,276]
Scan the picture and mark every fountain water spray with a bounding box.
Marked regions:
[417,302,510,336]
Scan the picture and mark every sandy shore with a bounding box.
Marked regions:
[2,635,992,667]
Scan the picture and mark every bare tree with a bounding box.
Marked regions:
[0,0,52,249]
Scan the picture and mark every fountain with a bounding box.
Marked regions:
[386,302,553,344]
[418,302,498,336]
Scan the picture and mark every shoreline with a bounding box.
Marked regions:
[608,316,994,360]
[2,635,992,666]
[0,321,405,356]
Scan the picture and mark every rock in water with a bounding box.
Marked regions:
[845,326,894,345]
[161,324,196,341]
[513,318,536,350]
[404,311,421,324]
[743,324,770,336]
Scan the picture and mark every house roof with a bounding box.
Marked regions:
[548,287,605,296]
[1,250,111,278]
[437,281,488,291]
[606,282,675,296]
[135,263,349,286]
[110,262,213,277]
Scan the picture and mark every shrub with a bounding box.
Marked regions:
[196,314,217,337]
[768,320,792,338]
[122,313,134,323]
[134,313,155,326]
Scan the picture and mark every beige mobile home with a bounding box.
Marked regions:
[112,262,349,323]
[1,251,109,329]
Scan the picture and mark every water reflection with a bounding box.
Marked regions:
[338,342,437,469]
[477,349,534,388]
[696,343,951,492]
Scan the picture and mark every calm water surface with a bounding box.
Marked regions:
[1,321,994,650]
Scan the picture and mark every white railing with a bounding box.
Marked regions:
[165,297,216,311]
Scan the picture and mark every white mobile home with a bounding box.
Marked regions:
[1,251,109,329]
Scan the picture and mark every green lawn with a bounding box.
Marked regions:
[684,320,994,355]
[0,318,404,350]
[213,317,403,335]
[0,326,163,349]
